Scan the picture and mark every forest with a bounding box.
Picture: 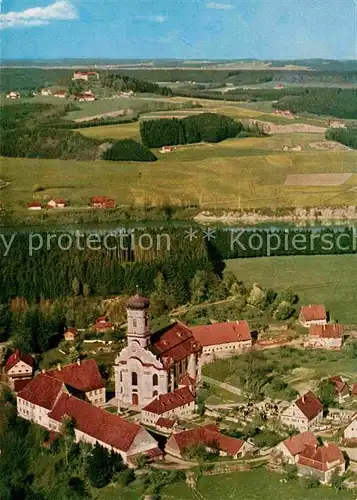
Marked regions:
[140,113,242,147]
[325,126,357,149]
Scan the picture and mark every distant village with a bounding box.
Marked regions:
[2,292,357,488]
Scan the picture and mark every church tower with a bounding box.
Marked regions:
[126,289,150,349]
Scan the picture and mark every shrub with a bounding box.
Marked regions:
[102,139,157,162]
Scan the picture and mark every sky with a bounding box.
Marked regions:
[0,0,356,60]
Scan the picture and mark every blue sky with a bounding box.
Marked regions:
[1,0,355,60]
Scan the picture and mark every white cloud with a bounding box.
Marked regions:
[206,2,234,10]
[0,0,78,29]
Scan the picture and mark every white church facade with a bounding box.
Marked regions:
[115,293,202,410]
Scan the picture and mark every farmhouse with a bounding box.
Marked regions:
[273,84,285,89]
[45,359,106,406]
[190,320,252,361]
[46,198,66,209]
[64,327,78,341]
[280,391,323,432]
[299,305,327,327]
[296,443,345,484]
[328,119,346,129]
[6,91,20,99]
[90,196,116,209]
[41,89,52,96]
[344,413,357,440]
[141,385,196,426]
[165,423,254,459]
[54,90,67,99]
[5,349,35,391]
[160,146,174,154]
[307,324,344,350]
[75,93,97,102]
[27,202,42,210]
[273,432,319,465]
[327,376,350,402]
[94,316,115,333]
[273,109,295,119]
[72,71,99,81]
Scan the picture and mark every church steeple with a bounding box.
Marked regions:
[126,289,150,349]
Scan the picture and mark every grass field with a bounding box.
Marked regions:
[77,121,141,141]
[203,346,357,395]
[2,140,357,212]
[225,254,357,323]
[160,468,357,500]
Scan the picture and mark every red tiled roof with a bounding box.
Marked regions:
[48,393,141,452]
[143,386,195,415]
[310,324,344,339]
[283,432,318,456]
[300,305,327,322]
[145,447,163,458]
[156,417,177,429]
[65,327,77,334]
[13,378,32,392]
[329,376,348,394]
[46,359,105,392]
[191,320,251,347]
[95,321,113,330]
[18,373,64,410]
[151,322,201,364]
[27,202,42,208]
[169,424,246,457]
[5,349,35,372]
[295,391,323,421]
[179,374,195,387]
[296,443,345,472]
[352,384,357,396]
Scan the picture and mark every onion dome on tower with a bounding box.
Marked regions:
[127,287,150,310]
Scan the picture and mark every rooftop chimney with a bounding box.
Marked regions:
[57,363,61,371]
[301,394,305,404]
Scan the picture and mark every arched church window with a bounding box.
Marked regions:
[132,372,138,386]
[153,374,158,386]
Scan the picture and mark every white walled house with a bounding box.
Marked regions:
[47,393,160,465]
[307,324,344,350]
[299,305,327,327]
[6,91,20,99]
[141,385,196,426]
[5,350,35,391]
[273,432,319,464]
[191,320,252,362]
[280,391,323,432]
[296,443,345,484]
[344,414,357,440]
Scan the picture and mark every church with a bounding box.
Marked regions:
[115,292,202,410]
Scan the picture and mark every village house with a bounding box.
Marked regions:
[280,391,324,432]
[328,119,346,129]
[307,324,344,350]
[5,349,35,391]
[64,327,78,341]
[160,146,174,154]
[27,202,42,210]
[54,90,67,99]
[299,305,327,327]
[273,84,285,89]
[120,90,134,97]
[295,442,345,484]
[94,316,115,334]
[190,320,252,362]
[273,109,295,119]
[90,196,116,209]
[41,89,52,96]
[6,91,20,99]
[155,417,178,433]
[141,385,196,426]
[327,376,350,402]
[75,90,97,102]
[46,198,66,209]
[45,359,106,406]
[72,71,100,81]
[273,431,319,465]
[344,413,357,440]
[165,423,254,459]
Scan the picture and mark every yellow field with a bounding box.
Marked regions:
[77,122,140,141]
[2,138,357,211]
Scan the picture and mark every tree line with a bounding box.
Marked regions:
[140,113,242,147]
[325,127,357,150]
